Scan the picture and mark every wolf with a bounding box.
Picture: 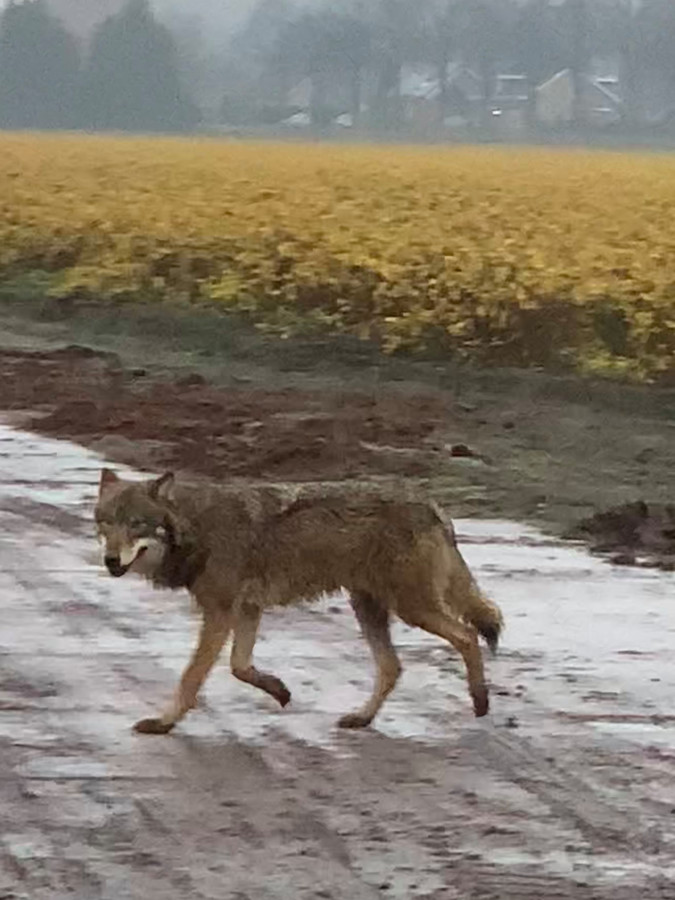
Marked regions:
[95,468,503,735]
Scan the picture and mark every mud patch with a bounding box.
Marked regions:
[566,501,675,571]
[0,347,450,483]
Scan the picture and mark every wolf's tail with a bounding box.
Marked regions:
[441,536,503,651]
[441,555,504,651]
[467,587,503,652]
[434,509,504,651]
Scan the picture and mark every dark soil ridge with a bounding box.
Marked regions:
[0,345,450,484]
[566,501,675,571]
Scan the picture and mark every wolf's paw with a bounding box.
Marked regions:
[337,712,373,729]
[133,717,175,735]
[472,687,489,718]
[275,685,291,708]
[258,674,290,707]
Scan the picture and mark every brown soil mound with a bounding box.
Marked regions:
[0,346,452,483]
[566,501,675,570]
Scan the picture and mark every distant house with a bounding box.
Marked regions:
[444,63,484,124]
[399,63,485,130]
[535,70,574,126]
[400,64,531,133]
[490,74,529,136]
[446,63,484,104]
[587,76,623,125]
[493,75,529,110]
[399,65,441,130]
[282,72,361,129]
[285,60,626,135]
[536,68,622,127]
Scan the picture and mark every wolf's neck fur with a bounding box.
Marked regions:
[151,513,209,590]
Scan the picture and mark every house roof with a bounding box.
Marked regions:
[400,63,484,102]
[537,68,622,109]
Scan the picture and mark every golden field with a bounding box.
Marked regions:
[1,132,675,381]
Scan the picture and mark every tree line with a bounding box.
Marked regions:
[0,0,198,131]
[2,0,675,135]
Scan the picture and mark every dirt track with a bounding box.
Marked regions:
[1,422,675,899]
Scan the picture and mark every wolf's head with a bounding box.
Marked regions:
[95,468,176,579]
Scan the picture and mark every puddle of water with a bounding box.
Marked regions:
[3,833,55,860]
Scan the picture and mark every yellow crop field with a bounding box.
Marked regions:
[1,132,674,381]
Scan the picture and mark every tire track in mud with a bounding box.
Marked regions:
[434,866,674,900]
[250,728,674,900]
[459,728,663,854]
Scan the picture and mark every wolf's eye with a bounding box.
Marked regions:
[128,517,146,531]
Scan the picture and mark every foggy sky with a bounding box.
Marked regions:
[1,1,318,48]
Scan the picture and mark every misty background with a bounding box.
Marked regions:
[1,0,675,141]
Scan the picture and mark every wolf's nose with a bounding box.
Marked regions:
[105,556,125,577]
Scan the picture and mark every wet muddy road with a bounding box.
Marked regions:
[1,422,675,899]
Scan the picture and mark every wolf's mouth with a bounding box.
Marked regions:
[105,545,148,577]
[105,557,130,577]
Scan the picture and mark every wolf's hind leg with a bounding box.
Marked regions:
[230,602,291,707]
[401,606,488,717]
[134,610,231,735]
[339,592,402,729]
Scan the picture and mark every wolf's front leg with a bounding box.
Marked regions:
[230,601,291,707]
[134,609,231,735]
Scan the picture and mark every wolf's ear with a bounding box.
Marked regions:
[148,471,175,503]
[99,467,119,496]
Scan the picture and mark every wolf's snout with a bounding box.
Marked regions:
[105,556,127,577]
